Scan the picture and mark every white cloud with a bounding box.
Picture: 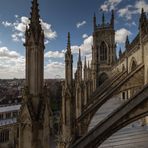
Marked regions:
[14,16,30,32]
[0,47,20,58]
[118,5,134,20]
[2,21,13,27]
[2,16,57,43]
[118,0,148,20]
[41,20,57,40]
[100,0,122,12]
[44,62,65,79]
[0,47,25,79]
[14,15,19,18]
[12,32,24,42]
[0,46,65,79]
[115,28,132,44]
[71,36,93,56]
[76,21,86,28]
[82,34,88,39]
[45,51,64,58]
[135,0,148,13]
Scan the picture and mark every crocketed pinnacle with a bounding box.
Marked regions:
[102,13,105,26]
[30,0,40,24]
[110,9,114,28]
[29,0,42,32]
[67,32,71,52]
[84,56,87,69]
[78,48,81,62]
[77,48,82,67]
[125,35,129,46]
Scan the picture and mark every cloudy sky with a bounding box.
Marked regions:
[0,0,147,79]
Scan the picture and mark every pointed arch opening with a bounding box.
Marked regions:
[130,57,137,71]
[97,72,108,86]
[100,41,108,62]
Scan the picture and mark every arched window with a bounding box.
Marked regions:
[100,41,107,62]
[130,58,137,71]
[97,72,108,86]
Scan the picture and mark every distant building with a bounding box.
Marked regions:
[0,102,20,148]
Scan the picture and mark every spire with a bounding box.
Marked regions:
[30,0,41,27]
[125,35,130,49]
[93,12,96,31]
[77,48,82,67]
[110,9,114,28]
[65,32,73,87]
[67,32,71,52]
[119,48,122,58]
[102,13,105,26]
[140,8,146,21]
[139,8,147,24]
[78,48,81,62]
[26,0,43,43]
[84,56,87,69]
[88,61,90,69]
[139,8,147,31]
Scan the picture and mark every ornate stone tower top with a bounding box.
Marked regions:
[26,0,44,44]
[65,32,73,88]
[76,49,82,82]
[24,0,45,109]
[30,0,40,24]
[77,49,82,66]
[67,32,71,52]
[125,35,130,50]
[110,10,114,28]
[139,8,148,36]
[93,10,114,31]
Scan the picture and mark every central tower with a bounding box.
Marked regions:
[92,11,116,89]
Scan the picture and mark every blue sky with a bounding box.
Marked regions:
[0,0,147,79]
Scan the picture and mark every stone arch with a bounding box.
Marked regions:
[130,57,137,71]
[87,95,122,132]
[100,41,108,62]
[97,72,108,86]
[74,86,148,148]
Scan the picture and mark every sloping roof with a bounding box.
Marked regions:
[0,104,21,113]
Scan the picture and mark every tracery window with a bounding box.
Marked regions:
[100,41,107,62]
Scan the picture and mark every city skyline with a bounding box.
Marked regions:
[0,0,147,79]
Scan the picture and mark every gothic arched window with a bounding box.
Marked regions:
[130,57,137,71]
[100,41,107,62]
[97,72,108,86]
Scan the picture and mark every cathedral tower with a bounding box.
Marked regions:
[19,0,51,148]
[92,10,116,89]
